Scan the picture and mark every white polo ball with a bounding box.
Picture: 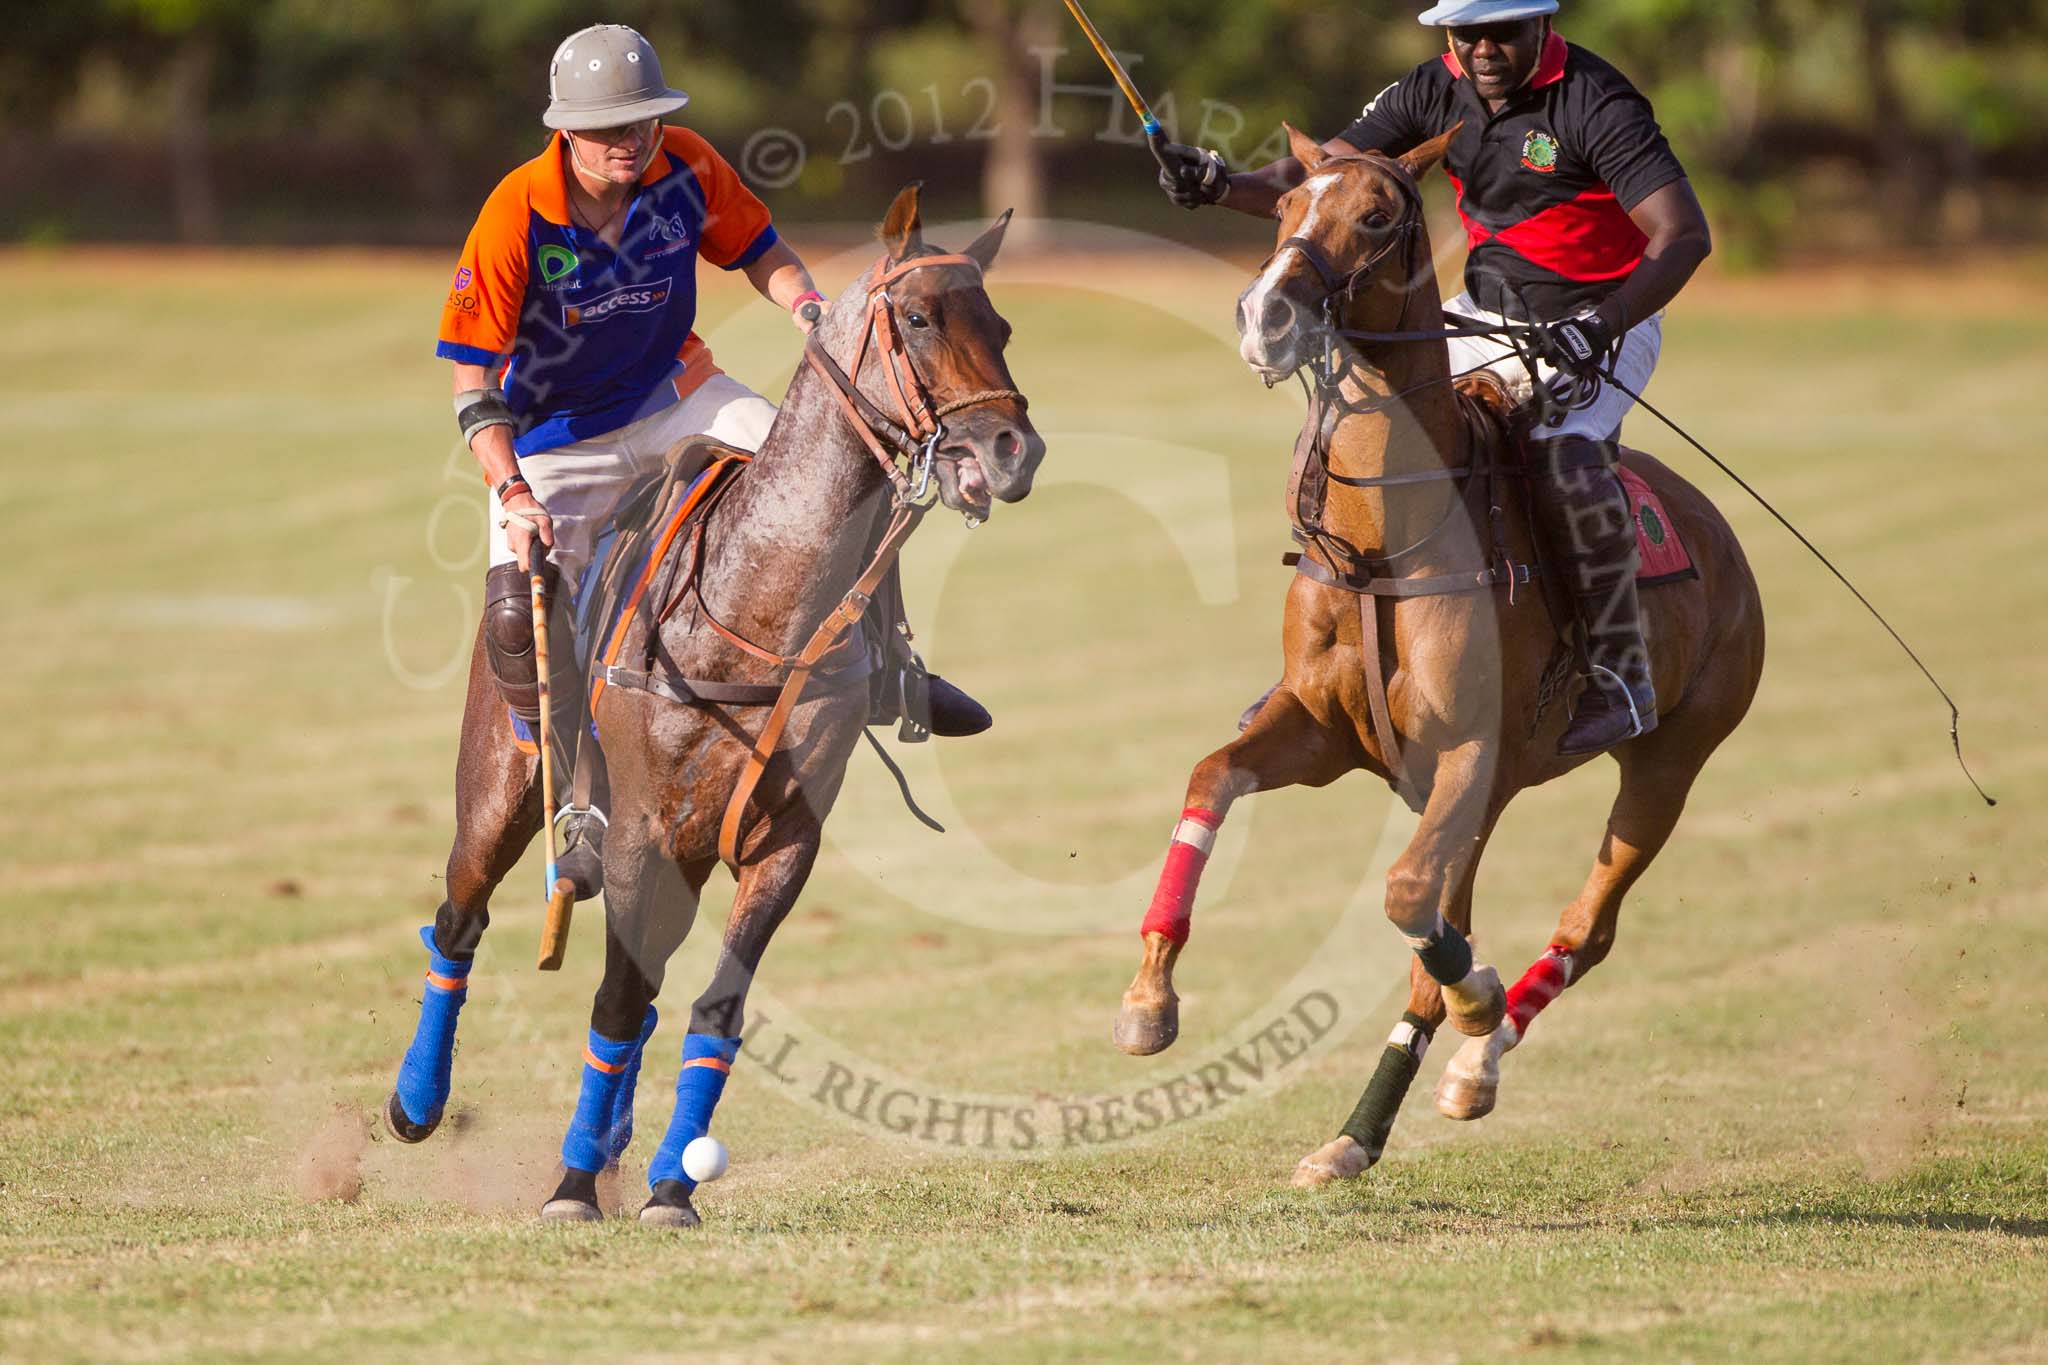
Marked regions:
[681,1135,729,1183]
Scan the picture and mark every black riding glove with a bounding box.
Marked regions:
[1541,310,1617,378]
[1156,142,1229,211]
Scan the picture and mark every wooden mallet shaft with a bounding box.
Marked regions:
[531,567,575,970]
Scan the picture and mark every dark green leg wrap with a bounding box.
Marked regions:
[1337,1012,1434,1163]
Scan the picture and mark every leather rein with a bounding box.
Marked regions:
[614,249,1026,870]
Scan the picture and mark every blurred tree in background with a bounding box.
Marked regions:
[2,0,2043,253]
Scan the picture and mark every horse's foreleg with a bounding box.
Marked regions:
[1114,688,1356,1057]
[636,823,822,1229]
[1295,812,1492,1184]
[1436,745,1700,1121]
[541,831,705,1222]
[1383,740,1508,1038]
[389,629,542,1143]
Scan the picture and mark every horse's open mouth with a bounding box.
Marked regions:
[947,453,994,516]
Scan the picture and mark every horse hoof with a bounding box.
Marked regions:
[383,1091,439,1144]
[1434,1066,1497,1121]
[540,1198,603,1223]
[1113,998,1178,1056]
[1291,1135,1375,1187]
[1435,1027,1512,1120]
[639,1180,701,1230]
[1444,963,1506,1037]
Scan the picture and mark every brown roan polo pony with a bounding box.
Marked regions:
[385,186,1043,1226]
[1112,126,1766,1185]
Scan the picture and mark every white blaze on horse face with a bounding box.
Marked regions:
[1239,172,1343,372]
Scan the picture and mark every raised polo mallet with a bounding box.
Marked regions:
[531,564,576,971]
[1058,0,1176,176]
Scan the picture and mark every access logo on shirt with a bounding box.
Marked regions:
[562,277,674,327]
[1521,130,1560,174]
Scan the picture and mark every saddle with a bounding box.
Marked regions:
[1283,368,1695,810]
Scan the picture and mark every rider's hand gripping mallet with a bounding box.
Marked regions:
[531,563,577,970]
[1058,0,1176,176]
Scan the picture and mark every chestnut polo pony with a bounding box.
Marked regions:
[1112,126,1765,1185]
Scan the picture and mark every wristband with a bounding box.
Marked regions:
[494,473,531,503]
[790,290,826,314]
[455,387,516,445]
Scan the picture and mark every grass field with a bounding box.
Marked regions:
[5,234,2047,1363]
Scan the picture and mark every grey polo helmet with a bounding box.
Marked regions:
[543,25,689,130]
[1416,0,1558,22]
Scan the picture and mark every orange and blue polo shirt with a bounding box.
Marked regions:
[436,125,778,456]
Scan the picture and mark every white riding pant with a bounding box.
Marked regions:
[487,372,777,596]
[1442,291,1662,445]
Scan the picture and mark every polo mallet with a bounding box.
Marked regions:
[531,565,577,970]
[1058,0,1176,176]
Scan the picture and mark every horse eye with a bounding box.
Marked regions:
[906,311,930,329]
[1366,211,1392,230]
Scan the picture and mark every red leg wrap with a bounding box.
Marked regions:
[1505,946,1575,1037]
[1139,807,1220,945]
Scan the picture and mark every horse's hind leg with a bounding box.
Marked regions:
[387,628,541,1142]
[1114,688,1358,1056]
[1436,740,1707,1121]
[541,831,706,1222]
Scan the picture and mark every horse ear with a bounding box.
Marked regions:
[1398,123,1462,180]
[963,208,1012,273]
[1284,122,1327,171]
[879,182,925,261]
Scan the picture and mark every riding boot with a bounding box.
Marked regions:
[483,560,608,899]
[1528,437,1658,755]
[863,561,993,739]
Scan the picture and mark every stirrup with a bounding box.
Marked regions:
[1585,664,1648,740]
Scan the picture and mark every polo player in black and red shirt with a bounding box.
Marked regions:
[1162,0,1714,755]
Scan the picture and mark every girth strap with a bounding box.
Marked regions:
[599,666,863,709]
[1286,550,1535,599]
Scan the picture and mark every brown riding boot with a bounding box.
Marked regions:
[1530,438,1658,755]
[863,562,992,740]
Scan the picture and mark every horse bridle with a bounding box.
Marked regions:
[803,250,1027,510]
[1258,154,1427,342]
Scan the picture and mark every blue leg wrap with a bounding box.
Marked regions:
[561,1027,645,1174]
[393,925,471,1128]
[647,1034,742,1192]
[606,1006,660,1164]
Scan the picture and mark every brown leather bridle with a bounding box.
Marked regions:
[711,250,1027,869]
[803,250,1027,509]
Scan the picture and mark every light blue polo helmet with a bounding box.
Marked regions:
[1416,0,1558,24]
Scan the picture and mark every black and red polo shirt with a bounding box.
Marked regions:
[1338,32,1687,322]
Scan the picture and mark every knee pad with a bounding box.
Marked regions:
[484,561,540,723]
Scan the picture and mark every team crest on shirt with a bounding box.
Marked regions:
[1521,130,1560,173]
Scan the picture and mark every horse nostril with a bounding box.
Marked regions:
[1260,293,1295,341]
[994,429,1021,462]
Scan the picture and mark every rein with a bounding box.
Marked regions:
[703,250,1025,867]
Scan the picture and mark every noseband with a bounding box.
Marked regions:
[804,251,1027,509]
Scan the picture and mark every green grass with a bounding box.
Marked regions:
[4,244,2046,1363]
